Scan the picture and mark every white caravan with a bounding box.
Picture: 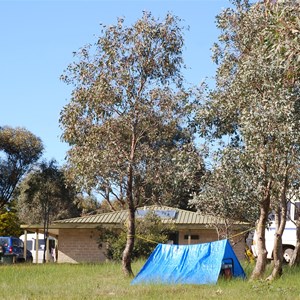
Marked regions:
[19,233,56,263]
[252,201,300,263]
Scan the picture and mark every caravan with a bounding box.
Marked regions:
[19,233,56,263]
[251,201,300,263]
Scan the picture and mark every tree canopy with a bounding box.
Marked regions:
[16,160,81,226]
[0,126,43,210]
[190,148,259,225]
[0,210,22,237]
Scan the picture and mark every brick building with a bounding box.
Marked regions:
[21,206,249,263]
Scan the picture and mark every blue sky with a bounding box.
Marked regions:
[0,0,231,165]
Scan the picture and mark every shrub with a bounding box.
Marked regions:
[98,211,174,261]
[0,210,22,236]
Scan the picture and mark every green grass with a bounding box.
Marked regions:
[1,261,300,300]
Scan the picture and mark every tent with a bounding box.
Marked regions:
[131,239,245,285]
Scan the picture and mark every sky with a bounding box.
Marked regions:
[0,0,232,165]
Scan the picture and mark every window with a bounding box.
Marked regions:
[0,237,9,246]
[184,234,199,240]
[38,239,45,251]
[32,239,55,251]
[26,241,33,251]
[12,238,21,247]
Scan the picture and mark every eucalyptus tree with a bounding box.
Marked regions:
[0,126,43,210]
[16,160,80,262]
[17,160,80,225]
[195,0,300,280]
[60,12,198,276]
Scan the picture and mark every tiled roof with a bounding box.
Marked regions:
[54,205,225,226]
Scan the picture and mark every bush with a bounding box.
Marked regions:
[0,210,22,236]
[98,211,174,261]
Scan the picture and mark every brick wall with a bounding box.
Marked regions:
[178,228,246,261]
[230,233,247,262]
[57,227,247,263]
[178,229,218,245]
[57,228,106,263]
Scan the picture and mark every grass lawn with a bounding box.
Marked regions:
[1,260,300,300]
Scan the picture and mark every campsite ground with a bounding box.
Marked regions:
[0,261,299,299]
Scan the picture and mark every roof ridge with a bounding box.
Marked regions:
[54,209,125,223]
[54,205,207,224]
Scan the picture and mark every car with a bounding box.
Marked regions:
[0,236,33,263]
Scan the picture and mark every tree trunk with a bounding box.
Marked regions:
[250,212,268,279]
[122,152,135,277]
[267,232,283,280]
[251,181,271,280]
[266,180,288,281]
[122,204,135,277]
[266,209,285,280]
[289,219,300,266]
[42,203,47,264]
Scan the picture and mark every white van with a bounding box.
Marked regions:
[19,233,56,263]
[251,201,300,263]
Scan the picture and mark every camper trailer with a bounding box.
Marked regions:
[19,233,56,263]
[251,201,300,263]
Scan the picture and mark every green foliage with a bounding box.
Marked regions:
[0,210,22,237]
[0,126,43,209]
[99,212,173,261]
[75,193,101,216]
[193,0,300,279]
[191,148,259,224]
[141,141,205,210]
[195,1,300,212]
[16,160,81,225]
[59,11,201,209]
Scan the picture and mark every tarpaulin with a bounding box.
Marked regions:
[131,239,245,285]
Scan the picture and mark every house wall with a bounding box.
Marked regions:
[57,227,246,263]
[178,228,246,261]
[57,228,106,263]
[230,234,247,262]
[178,228,218,245]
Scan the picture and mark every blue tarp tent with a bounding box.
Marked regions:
[131,239,245,285]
